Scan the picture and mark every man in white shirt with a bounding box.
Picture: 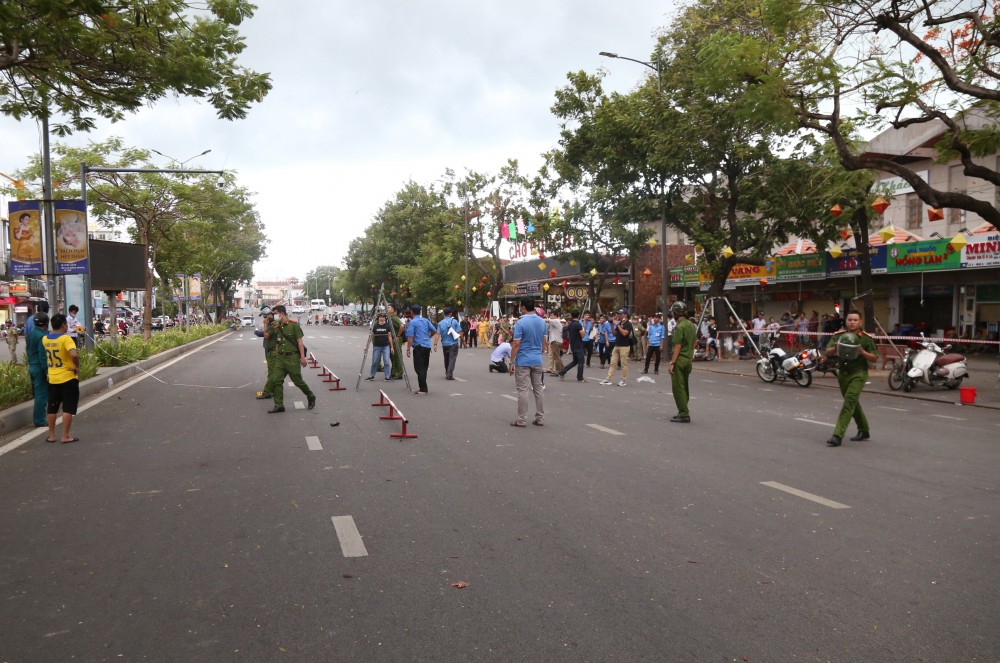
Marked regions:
[751,311,767,355]
[66,305,81,349]
[489,335,512,373]
[546,311,564,375]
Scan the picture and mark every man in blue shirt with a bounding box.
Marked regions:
[434,306,462,380]
[643,313,666,375]
[582,311,595,368]
[509,298,547,427]
[405,304,437,395]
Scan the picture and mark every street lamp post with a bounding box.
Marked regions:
[599,51,670,311]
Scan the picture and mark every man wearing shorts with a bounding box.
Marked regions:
[42,313,81,443]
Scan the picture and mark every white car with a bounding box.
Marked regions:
[241,316,254,327]
[291,305,306,314]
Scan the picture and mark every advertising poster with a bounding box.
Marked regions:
[960,231,1000,268]
[173,273,186,302]
[7,200,43,275]
[54,200,89,275]
[724,259,777,285]
[776,253,826,281]
[187,274,202,301]
[826,245,887,277]
[887,239,962,273]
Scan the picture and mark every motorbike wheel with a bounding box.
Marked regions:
[888,364,905,391]
[792,370,813,388]
[945,377,963,390]
[756,361,777,383]
[902,377,915,392]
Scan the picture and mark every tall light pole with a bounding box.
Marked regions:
[599,51,670,311]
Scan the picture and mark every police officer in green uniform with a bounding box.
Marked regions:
[386,304,405,380]
[256,308,278,400]
[266,305,316,413]
[825,309,878,447]
[667,300,696,423]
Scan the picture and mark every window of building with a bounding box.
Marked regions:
[906,193,922,230]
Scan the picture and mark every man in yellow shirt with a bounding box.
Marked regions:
[42,313,81,443]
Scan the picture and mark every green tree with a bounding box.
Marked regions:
[0,0,271,134]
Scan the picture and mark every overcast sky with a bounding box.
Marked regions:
[0,1,678,281]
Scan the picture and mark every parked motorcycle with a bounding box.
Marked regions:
[756,341,813,387]
[887,347,913,391]
[693,336,718,361]
[802,345,838,377]
[897,338,968,391]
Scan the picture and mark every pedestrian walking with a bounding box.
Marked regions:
[582,311,595,367]
[597,314,612,368]
[26,312,49,428]
[366,312,394,381]
[546,311,564,375]
[643,313,665,374]
[264,305,315,413]
[42,313,81,443]
[4,319,19,364]
[600,310,633,386]
[435,307,461,380]
[667,301,696,423]
[825,310,878,447]
[558,310,586,382]
[509,299,546,427]
[405,304,437,395]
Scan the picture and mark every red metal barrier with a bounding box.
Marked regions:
[371,390,417,439]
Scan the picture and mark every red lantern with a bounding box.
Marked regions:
[927,208,944,222]
[549,268,557,278]
[486,291,492,297]
[839,228,852,241]
[538,252,545,260]
[759,277,768,287]
[871,196,890,215]
[642,267,653,278]
[613,277,621,285]
[560,279,568,288]
[454,284,460,290]
[830,203,843,217]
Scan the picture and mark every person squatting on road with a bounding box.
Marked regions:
[489,334,512,373]
[367,312,394,381]
[255,307,277,399]
[406,304,437,395]
[435,307,461,380]
[509,298,546,427]
[558,310,586,382]
[668,301,695,423]
[42,313,81,443]
[601,310,633,386]
[825,310,878,447]
[264,305,315,413]
[26,312,49,428]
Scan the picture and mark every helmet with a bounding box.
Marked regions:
[836,332,860,360]
[669,301,687,317]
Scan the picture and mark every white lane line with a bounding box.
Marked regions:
[761,481,851,509]
[501,394,517,401]
[730,383,748,388]
[702,379,717,383]
[878,406,908,412]
[305,436,322,451]
[795,417,835,427]
[331,516,368,557]
[930,414,965,421]
[293,401,305,410]
[586,423,625,436]
[1,332,232,459]
[454,377,468,382]
[450,393,463,396]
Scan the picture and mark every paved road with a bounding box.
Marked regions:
[1,327,997,662]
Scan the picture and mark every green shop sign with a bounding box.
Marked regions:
[668,264,701,286]
[776,253,826,281]
[887,239,962,273]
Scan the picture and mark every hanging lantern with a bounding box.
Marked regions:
[878,225,896,243]
[454,284,460,290]
[642,267,653,278]
[456,299,462,305]
[828,245,843,259]
[538,262,546,271]
[647,237,657,248]
[561,279,568,288]
[471,286,477,293]
[685,254,694,264]
[569,259,577,267]
[549,268,557,278]
[538,252,545,260]
[721,246,734,258]
[694,244,704,253]
[461,275,466,281]
[542,283,550,292]
[839,228,852,241]
[486,291,492,297]
[949,232,968,251]
[589,268,598,277]
[927,208,944,222]
[871,196,890,215]
[613,277,621,285]
[481,275,488,282]
[391,291,397,297]
[527,222,535,233]
[759,277,768,287]
[830,203,843,217]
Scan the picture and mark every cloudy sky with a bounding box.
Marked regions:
[0,1,677,281]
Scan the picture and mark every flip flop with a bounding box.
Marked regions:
[45,438,56,443]
[60,437,80,444]
[510,421,526,428]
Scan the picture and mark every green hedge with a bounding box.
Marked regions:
[0,325,228,409]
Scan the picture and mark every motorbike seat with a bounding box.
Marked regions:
[935,353,965,367]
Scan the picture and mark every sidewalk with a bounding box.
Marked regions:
[693,352,1000,410]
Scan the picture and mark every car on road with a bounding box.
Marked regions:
[291,305,306,314]
[241,316,254,327]
[150,317,165,331]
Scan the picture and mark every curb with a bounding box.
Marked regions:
[693,361,1000,411]
[0,329,234,441]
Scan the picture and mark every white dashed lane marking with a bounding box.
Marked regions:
[293,401,305,410]
[306,436,322,451]
[795,417,835,427]
[331,516,368,557]
[930,414,965,421]
[501,394,517,401]
[586,423,625,436]
[761,481,851,509]
[878,406,908,412]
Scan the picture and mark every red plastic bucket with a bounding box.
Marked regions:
[959,386,977,405]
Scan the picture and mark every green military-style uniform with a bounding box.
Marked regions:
[268,318,315,409]
[671,317,696,419]
[260,320,279,396]
[388,313,405,379]
[827,328,877,439]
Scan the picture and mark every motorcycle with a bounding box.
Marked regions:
[803,345,838,377]
[755,338,813,387]
[887,347,913,391]
[897,338,968,391]
[693,336,718,361]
